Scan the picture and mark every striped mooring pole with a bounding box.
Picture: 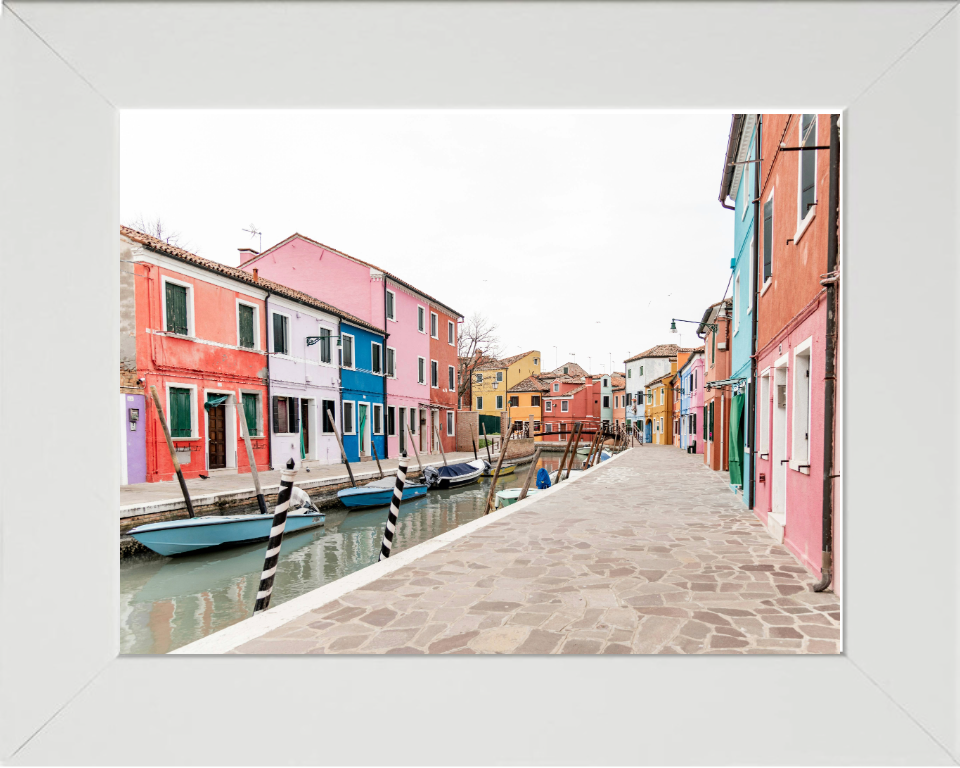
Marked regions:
[378,453,409,561]
[253,458,298,616]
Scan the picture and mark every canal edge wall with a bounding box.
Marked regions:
[170,447,634,655]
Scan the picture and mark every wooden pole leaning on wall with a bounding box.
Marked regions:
[585,430,601,468]
[470,424,478,461]
[481,423,493,464]
[433,423,448,466]
[565,422,583,480]
[555,422,577,482]
[517,446,542,502]
[231,393,269,516]
[405,422,423,474]
[370,439,385,479]
[483,424,513,515]
[149,385,195,519]
[327,407,357,488]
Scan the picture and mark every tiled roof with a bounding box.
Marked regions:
[546,383,587,398]
[475,349,538,371]
[611,374,626,389]
[625,343,684,363]
[508,375,549,393]
[240,232,463,319]
[121,226,384,336]
[544,361,590,378]
[646,372,674,388]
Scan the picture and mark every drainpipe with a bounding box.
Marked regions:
[382,281,389,459]
[813,114,841,593]
[262,279,274,471]
[747,115,761,510]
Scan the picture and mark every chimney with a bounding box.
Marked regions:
[252,268,259,281]
[238,247,258,264]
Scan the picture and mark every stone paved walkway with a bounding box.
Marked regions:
[232,446,841,654]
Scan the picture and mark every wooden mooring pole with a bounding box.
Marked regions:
[149,385,195,518]
[253,458,297,615]
[327,407,357,488]
[404,422,423,475]
[555,422,577,482]
[470,424,479,460]
[378,453,409,560]
[371,439,385,479]
[517,446,542,502]
[483,425,512,515]
[481,423,493,464]
[231,393,268,516]
[565,422,583,480]
[434,423,448,466]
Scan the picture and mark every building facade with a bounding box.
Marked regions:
[429,304,459,454]
[623,345,686,443]
[339,320,387,464]
[678,348,705,454]
[644,368,676,446]
[701,299,733,473]
[507,376,547,438]
[472,350,542,422]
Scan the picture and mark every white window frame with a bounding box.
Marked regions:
[387,405,397,436]
[496,371,503,383]
[160,275,195,337]
[371,341,383,375]
[417,305,426,334]
[553,382,559,392]
[316,326,335,365]
[320,399,337,435]
[372,403,384,435]
[561,400,569,413]
[165,381,199,440]
[795,115,818,243]
[235,298,260,350]
[446,410,455,436]
[271,310,292,356]
[418,356,426,385]
[447,320,455,345]
[430,359,439,389]
[791,338,814,472]
[386,346,396,378]
[496,395,503,410]
[476,396,483,411]
[545,401,553,413]
[342,400,356,435]
[758,369,771,454]
[430,311,438,339]
[385,289,397,321]
[475,372,483,384]
[340,332,355,369]
[448,365,455,390]
[747,233,755,313]
[762,188,775,293]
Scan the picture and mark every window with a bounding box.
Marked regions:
[418,357,426,385]
[534,420,541,433]
[386,290,396,321]
[660,417,663,433]
[373,404,383,435]
[659,389,664,405]
[553,382,559,392]
[734,274,740,333]
[237,303,256,349]
[563,366,569,374]
[496,371,503,382]
[533,357,539,365]
[242,392,260,436]
[628,369,632,378]
[561,401,569,413]
[545,423,552,433]
[272,396,300,435]
[321,400,336,434]
[711,328,716,365]
[458,397,462,409]
[418,306,425,333]
[447,411,454,436]
[763,197,774,282]
[319,328,332,364]
[509,396,519,407]
[476,396,483,411]
[531,396,540,407]
[164,280,190,335]
[409,409,417,434]
[476,373,483,384]
[169,386,192,437]
[342,401,355,435]
[747,233,754,312]
[386,347,396,377]
[448,320,455,344]
[371,342,382,374]
[341,333,354,368]
[793,344,812,465]
[387,406,397,436]
[496,395,503,410]
[448,365,455,390]
[799,115,818,225]
[740,150,751,221]
[602,395,610,408]
[272,313,289,355]
[431,360,438,388]
[646,391,653,405]
[639,365,644,375]
[545,401,553,412]
[603,378,608,388]
[430,312,438,338]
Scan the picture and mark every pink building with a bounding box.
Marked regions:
[678,349,705,454]
[238,234,461,460]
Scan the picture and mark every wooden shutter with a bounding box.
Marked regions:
[273,314,286,354]
[165,283,188,334]
[243,393,258,436]
[320,329,331,363]
[238,304,255,348]
[272,396,282,433]
[169,387,191,437]
[289,397,300,434]
[763,199,773,281]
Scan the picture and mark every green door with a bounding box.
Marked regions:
[729,393,744,486]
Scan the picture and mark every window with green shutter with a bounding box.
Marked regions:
[165,282,189,335]
[238,304,255,349]
[242,393,259,436]
[319,328,331,364]
[169,387,192,437]
[273,314,288,355]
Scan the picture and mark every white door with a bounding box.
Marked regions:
[771,366,788,519]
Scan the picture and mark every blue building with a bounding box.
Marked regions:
[719,114,758,501]
[339,320,387,463]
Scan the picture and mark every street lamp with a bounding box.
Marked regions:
[670,318,719,335]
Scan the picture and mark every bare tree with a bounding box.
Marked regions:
[128,215,188,249]
[457,311,504,402]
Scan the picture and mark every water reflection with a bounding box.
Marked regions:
[120,459,560,654]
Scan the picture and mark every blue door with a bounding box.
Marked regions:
[644,419,652,443]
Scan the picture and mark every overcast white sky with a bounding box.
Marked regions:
[121,110,734,375]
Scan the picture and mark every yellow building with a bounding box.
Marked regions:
[644,360,679,445]
[507,375,548,439]
[472,350,542,425]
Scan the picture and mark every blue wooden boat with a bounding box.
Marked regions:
[128,510,325,557]
[337,477,429,509]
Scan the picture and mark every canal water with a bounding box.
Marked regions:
[120,457,564,654]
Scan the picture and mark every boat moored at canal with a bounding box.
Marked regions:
[337,477,429,509]
[423,459,488,489]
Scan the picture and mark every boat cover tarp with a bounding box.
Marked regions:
[536,468,552,489]
[436,461,485,478]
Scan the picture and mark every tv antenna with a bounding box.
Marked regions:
[242,224,262,253]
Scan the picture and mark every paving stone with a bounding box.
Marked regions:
[514,629,564,654]
[360,608,398,627]
[560,638,604,654]
[469,626,530,653]
[428,631,480,654]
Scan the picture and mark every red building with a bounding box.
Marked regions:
[700,299,733,473]
[752,113,839,584]
[429,303,459,454]
[541,373,601,442]
[122,227,271,482]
